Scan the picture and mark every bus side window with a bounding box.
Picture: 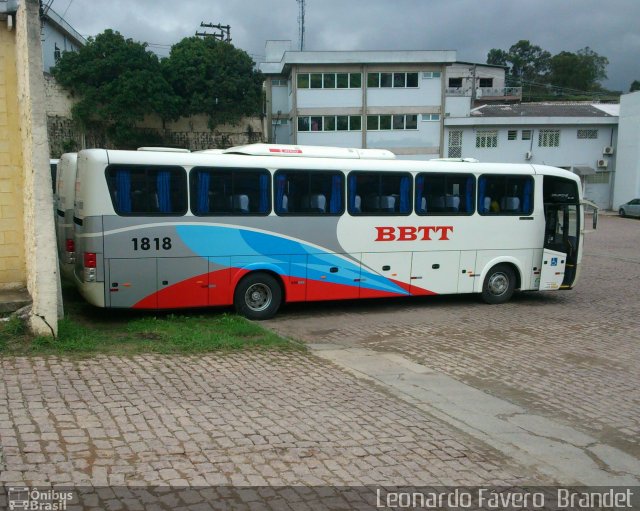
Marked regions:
[107,166,187,216]
[415,173,475,216]
[349,171,411,215]
[191,168,270,216]
[275,170,343,216]
[478,175,533,216]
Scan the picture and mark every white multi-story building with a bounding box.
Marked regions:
[259,40,514,159]
[444,103,619,209]
[259,41,640,210]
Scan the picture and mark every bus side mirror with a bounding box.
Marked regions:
[592,209,598,230]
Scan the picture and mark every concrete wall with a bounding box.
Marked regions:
[0,11,26,289]
[612,92,640,208]
[44,74,264,156]
[15,0,60,335]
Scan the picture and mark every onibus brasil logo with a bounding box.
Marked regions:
[7,487,74,510]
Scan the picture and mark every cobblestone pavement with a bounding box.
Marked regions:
[266,215,640,460]
[0,352,541,490]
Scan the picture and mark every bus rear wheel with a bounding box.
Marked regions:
[481,264,516,304]
[234,272,282,320]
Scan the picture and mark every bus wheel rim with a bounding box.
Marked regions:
[245,283,272,311]
[488,272,508,296]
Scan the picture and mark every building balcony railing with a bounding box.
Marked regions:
[445,87,522,99]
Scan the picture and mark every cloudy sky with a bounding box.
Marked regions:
[56,0,639,92]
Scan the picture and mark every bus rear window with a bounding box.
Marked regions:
[106,165,187,216]
[191,167,271,215]
[478,174,534,215]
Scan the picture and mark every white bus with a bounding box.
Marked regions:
[72,143,584,319]
[54,152,78,279]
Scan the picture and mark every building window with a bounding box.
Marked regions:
[507,130,518,141]
[298,115,362,132]
[390,114,418,130]
[584,171,610,184]
[297,72,362,89]
[310,73,323,89]
[476,130,498,149]
[539,129,560,147]
[422,71,441,79]
[367,114,417,131]
[323,74,336,88]
[448,130,463,158]
[272,79,287,86]
[421,114,440,121]
[479,78,493,88]
[367,72,419,88]
[367,73,380,88]
[522,130,532,141]
[448,77,463,88]
[577,128,598,139]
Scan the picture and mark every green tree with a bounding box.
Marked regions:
[52,29,180,147]
[162,37,263,128]
[630,80,640,92]
[548,47,608,91]
[486,40,550,83]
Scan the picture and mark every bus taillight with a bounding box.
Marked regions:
[65,238,75,264]
[83,252,97,282]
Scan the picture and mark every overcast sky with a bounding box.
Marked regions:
[57,0,639,92]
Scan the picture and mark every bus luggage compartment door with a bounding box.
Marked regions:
[538,248,566,291]
[108,258,158,308]
[158,257,209,308]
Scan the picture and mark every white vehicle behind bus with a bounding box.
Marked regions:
[54,152,78,279]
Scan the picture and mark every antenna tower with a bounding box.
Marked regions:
[297,0,306,51]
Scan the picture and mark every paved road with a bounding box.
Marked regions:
[265,214,640,484]
[0,215,637,508]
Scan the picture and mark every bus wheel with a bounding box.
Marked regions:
[234,272,282,320]
[481,264,516,304]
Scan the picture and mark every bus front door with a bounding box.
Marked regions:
[541,204,579,290]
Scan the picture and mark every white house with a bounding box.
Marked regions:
[444,103,619,209]
[259,41,515,159]
[40,6,85,73]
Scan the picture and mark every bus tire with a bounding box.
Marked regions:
[234,272,282,320]
[481,264,516,304]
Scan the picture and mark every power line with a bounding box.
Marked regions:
[61,0,74,19]
[196,22,231,43]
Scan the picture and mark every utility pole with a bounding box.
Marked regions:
[196,22,232,43]
[297,0,306,51]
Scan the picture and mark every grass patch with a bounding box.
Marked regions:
[0,281,297,357]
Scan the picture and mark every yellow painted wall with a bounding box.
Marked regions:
[0,23,26,289]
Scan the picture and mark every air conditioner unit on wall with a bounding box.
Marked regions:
[603,146,614,155]
[525,151,533,160]
[597,159,608,168]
